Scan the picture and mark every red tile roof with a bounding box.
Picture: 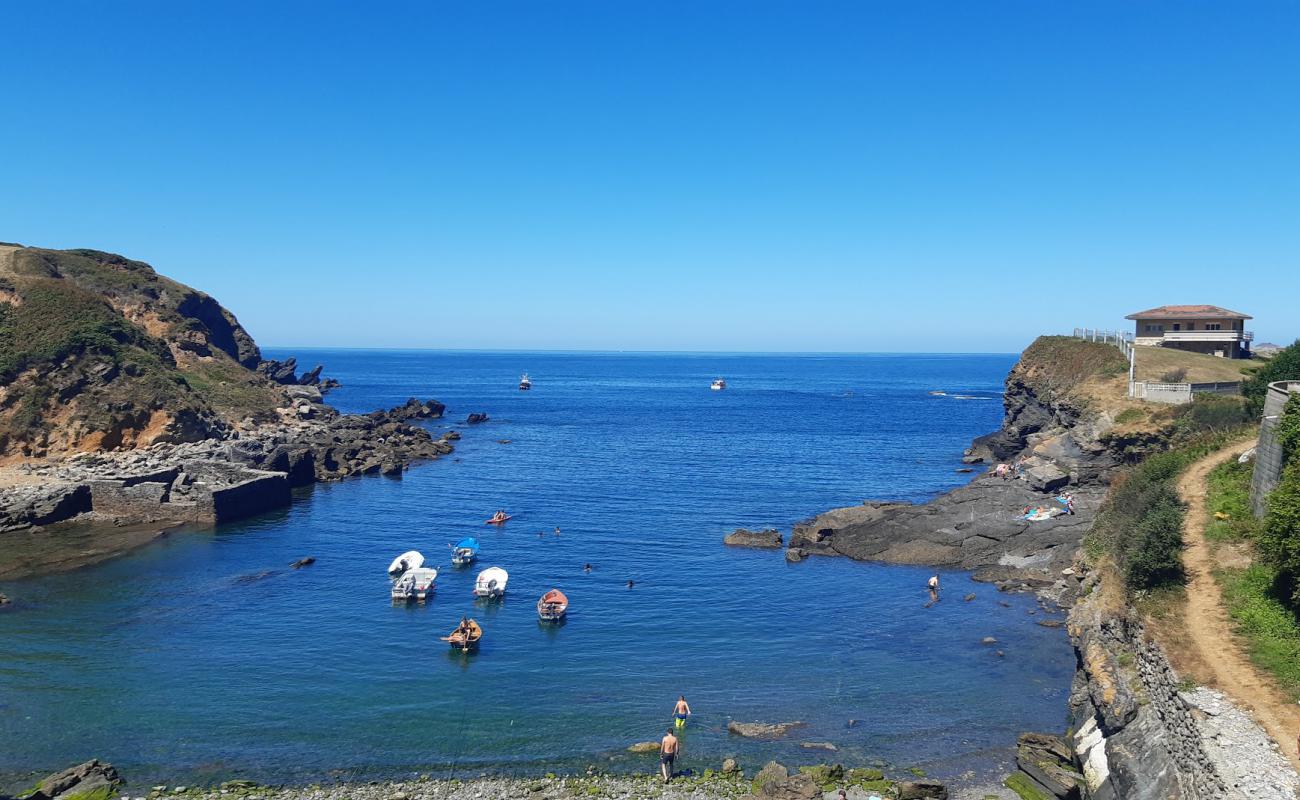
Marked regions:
[1125,305,1251,320]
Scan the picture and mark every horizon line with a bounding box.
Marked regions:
[261,345,1023,357]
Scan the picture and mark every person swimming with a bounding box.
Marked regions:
[584,563,593,572]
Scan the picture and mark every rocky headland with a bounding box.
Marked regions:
[780,336,1300,799]
[0,244,458,549]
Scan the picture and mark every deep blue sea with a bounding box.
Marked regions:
[0,351,1074,790]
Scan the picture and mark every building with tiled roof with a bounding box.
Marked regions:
[1126,305,1253,358]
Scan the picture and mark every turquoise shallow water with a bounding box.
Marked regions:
[0,351,1073,789]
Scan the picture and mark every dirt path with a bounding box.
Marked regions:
[1179,441,1300,772]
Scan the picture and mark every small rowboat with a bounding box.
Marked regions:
[537,588,568,622]
[391,567,438,603]
[442,619,482,651]
[451,537,479,566]
[484,514,512,525]
[474,566,509,598]
[387,550,424,577]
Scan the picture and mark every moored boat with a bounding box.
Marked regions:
[442,618,482,651]
[537,588,569,621]
[451,537,480,566]
[519,373,532,390]
[474,566,509,598]
[391,566,438,603]
[387,550,424,577]
[710,378,726,391]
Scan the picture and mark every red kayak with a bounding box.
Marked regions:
[484,515,512,525]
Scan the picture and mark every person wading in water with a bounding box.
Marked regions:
[673,695,692,728]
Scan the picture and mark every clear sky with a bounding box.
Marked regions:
[2,1,1297,352]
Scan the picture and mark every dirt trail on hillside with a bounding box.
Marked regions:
[1179,442,1300,772]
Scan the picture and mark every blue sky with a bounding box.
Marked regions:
[2,1,1297,352]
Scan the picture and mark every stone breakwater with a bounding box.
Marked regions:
[0,398,452,535]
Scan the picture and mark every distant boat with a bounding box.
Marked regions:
[387,550,424,577]
[519,373,532,391]
[391,566,438,603]
[710,378,726,391]
[442,618,482,651]
[451,537,480,566]
[474,566,509,598]
[537,588,569,622]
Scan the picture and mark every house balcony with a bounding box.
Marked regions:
[1134,330,1253,347]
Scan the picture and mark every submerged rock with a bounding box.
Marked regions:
[724,528,783,548]
[897,779,948,800]
[626,741,659,753]
[727,720,807,739]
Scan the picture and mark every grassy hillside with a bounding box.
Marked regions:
[0,244,283,459]
[1134,346,1256,384]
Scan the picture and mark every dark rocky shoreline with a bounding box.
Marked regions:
[0,397,455,539]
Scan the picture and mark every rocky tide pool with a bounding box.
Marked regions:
[0,351,1073,790]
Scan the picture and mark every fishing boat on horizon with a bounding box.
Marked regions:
[387,550,424,577]
[442,618,482,651]
[450,537,480,566]
[710,378,726,391]
[474,566,509,598]
[391,566,438,603]
[519,373,532,390]
[537,588,569,622]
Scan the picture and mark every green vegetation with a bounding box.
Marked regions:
[1114,407,1146,425]
[1243,339,1300,416]
[1019,336,1128,400]
[1205,459,1259,542]
[1087,428,1248,593]
[1004,771,1054,800]
[1202,446,1300,700]
[1219,564,1300,700]
[0,278,166,381]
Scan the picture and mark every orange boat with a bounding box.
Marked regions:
[537,589,568,622]
[442,618,483,651]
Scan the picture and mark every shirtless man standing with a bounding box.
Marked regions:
[659,728,679,783]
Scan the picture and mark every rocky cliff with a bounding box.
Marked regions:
[787,336,1137,588]
[0,243,456,537]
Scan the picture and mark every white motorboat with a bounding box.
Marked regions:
[474,567,509,598]
[391,566,438,603]
[387,550,424,577]
[519,373,532,391]
[710,378,726,391]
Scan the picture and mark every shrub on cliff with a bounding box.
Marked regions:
[1259,461,1300,612]
[1243,340,1300,416]
[1017,336,1128,402]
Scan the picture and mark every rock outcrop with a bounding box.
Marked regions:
[1066,582,1228,800]
[724,528,784,548]
[787,337,1135,588]
[1,398,453,533]
[26,759,122,800]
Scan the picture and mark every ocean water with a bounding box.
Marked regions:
[0,351,1074,789]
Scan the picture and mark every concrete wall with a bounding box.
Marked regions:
[1132,381,1242,405]
[1251,381,1300,517]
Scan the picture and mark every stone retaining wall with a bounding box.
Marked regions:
[1069,593,1227,799]
[1251,380,1300,516]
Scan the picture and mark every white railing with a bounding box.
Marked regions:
[1072,327,1136,397]
[1160,330,1253,343]
[1072,328,1133,358]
